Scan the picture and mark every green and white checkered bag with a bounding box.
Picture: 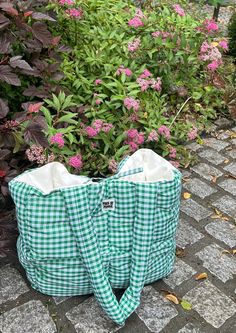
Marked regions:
[9,149,181,325]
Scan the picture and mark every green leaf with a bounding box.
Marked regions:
[52,94,61,112]
[104,143,110,154]
[114,133,125,148]
[192,92,203,100]
[12,133,24,153]
[67,132,75,144]
[40,106,52,127]
[180,300,192,311]
[57,113,77,124]
[61,95,76,110]
[115,145,129,159]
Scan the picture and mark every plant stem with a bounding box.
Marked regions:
[74,20,78,47]
[169,96,192,129]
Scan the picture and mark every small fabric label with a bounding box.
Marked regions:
[102,199,115,211]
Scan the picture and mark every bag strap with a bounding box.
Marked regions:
[61,182,156,325]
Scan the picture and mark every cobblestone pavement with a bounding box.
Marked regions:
[0,117,236,333]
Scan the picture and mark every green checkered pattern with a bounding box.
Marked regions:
[9,162,181,325]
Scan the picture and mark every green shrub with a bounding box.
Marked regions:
[36,0,227,175]
[0,0,230,188]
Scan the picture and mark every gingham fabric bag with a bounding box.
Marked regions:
[9,148,181,325]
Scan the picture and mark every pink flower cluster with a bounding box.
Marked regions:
[68,154,82,169]
[26,145,54,165]
[151,31,171,40]
[169,147,177,159]
[137,78,162,92]
[4,120,19,129]
[128,38,141,52]
[158,125,171,140]
[200,41,222,71]
[173,4,185,17]
[187,128,198,140]
[125,129,145,152]
[50,133,65,148]
[128,9,145,28]
[147,130,159,142]
[139,69,152,79]
[204,19,218,33]
[59,0,83,19]
[124,97,140,112]
[65,8,83,18]
[108,159,118,173]
[219,40,228,51]
[95,99,102,105]
[197,19,219,34]
[95,79,102,85]
[116,66,132,76]
[136,69,162,92]
[135,8,146,19]
[59,0,74,5]
[85,119,113,138]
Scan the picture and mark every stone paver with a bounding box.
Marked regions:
[195,243,236,283]
[176,219,204,248]
[186,142,202,151]
[214,118,233,128]
[226,148,236,159]
[184,281,236,328]
[191,163,223,181]
[135,286,178,333]
[66,297,121,333]
[205,220,236,248]
[203,138,229,151]
[180,199,211,222]
[212,194,236,218]
[218,178,236,196]
[0,300,57,333]
[0,265,29,305]
[163,259,196,289]
[177,323,205,333]
[183,178,217,199]
[224,162,236,176]
[198,148,225,165]
[232,138,236,145]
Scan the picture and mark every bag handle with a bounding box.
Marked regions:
[61,181,156,325]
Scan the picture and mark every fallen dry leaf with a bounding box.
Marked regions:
[165,294,179,304]
[182,177,191,183]
[176,247,186,258]
[210,175,218,183]
[229,131,236,139]
[184,161,190,169]
[211,208,229,221]
[224,159,229,164]
[183,192,191,199]
[221,249,236,256]
[221,249,231,255]
[195,272,208,280]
